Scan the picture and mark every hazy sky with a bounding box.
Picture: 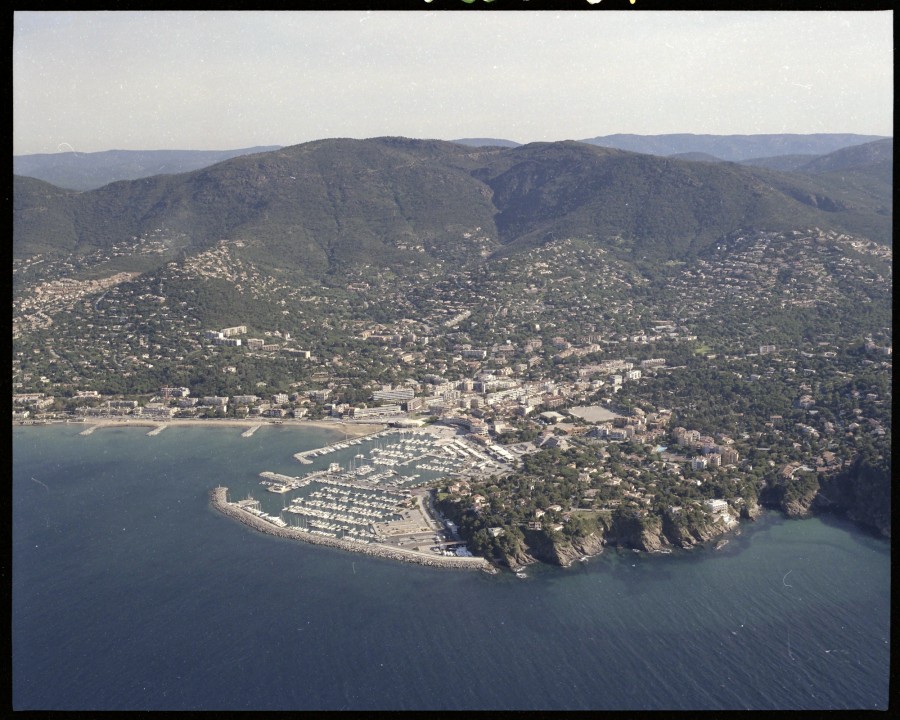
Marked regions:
[13,10,893,154]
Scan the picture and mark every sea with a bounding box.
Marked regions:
[12,423,891,711]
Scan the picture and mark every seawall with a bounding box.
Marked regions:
[210,487,492,571]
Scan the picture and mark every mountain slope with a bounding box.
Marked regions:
[796,138,893,176]
[12,177,81,256]
[13,138,505,274]
[738,154,821,172]
[13,137,892,276]
[475,141,891,259]
[667,152,723,163]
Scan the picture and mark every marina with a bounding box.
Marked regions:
[211,487,490,570]
[242,427,517,559]
[293,428,509,482]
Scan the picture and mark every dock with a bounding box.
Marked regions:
[147,424,168,436]
[259,470,312,493]
[242,424,262,438]
[79,425,98,436]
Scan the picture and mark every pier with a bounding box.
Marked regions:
[242,424,262,438]
[292,428,400,465]
[147,424,168,436]
[79,424,98,436]
[259,470,312,493]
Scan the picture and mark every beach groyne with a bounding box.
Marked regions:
[210,487,492,571]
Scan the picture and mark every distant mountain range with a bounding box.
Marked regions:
[452,138,522,148]
[12,146,282,191]
[577,133,888,162]
[14,137,892,278]
[15,134,889,193]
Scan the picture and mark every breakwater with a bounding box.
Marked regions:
[210,487,492,571]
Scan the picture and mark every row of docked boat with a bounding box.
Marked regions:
[238,503,288,528]
[292,430,397,464]
[285,511,377,541]
[259,471,312,493]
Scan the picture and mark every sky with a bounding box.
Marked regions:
[13,10,894,155]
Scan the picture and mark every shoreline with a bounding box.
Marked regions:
[210,487,493,572]
[19,416,385,439]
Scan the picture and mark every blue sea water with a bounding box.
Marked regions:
[12,424,891,710]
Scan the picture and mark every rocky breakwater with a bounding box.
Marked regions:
[210,487,491,571]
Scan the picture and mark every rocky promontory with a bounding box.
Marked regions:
[499,529,606,570]
[491,510,740,569]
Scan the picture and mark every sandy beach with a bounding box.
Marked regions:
[58,416,385,439]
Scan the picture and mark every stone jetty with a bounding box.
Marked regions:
[210,487,492,571]
[241,424,262,438]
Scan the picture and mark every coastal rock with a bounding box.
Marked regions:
[606,513,674,552]
[551,543,585,568]
[689,519,729,544]
[740,500,762,520]
[637,519,665,552]
[813,454,891,538]
[510,529,604,569]
[757,450,891,538]
[759,468,821,519]
[572,532,604,558]
[503,545,537,571]
[781,498,814,519]
[661,513,699,548]
[608,512,650,550]
[661,511,731,548]
[520,529,576,567]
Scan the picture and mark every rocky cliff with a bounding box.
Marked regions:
[607,512,705,552]
[508,528,607,568]
[740,499,762,521]
[759,472,820,519]
[759,457,890,538]
[572,532,605,558]
[814,462,891,538]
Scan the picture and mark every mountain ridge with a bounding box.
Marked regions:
[14,137,892,280]
[579,133,889,162]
